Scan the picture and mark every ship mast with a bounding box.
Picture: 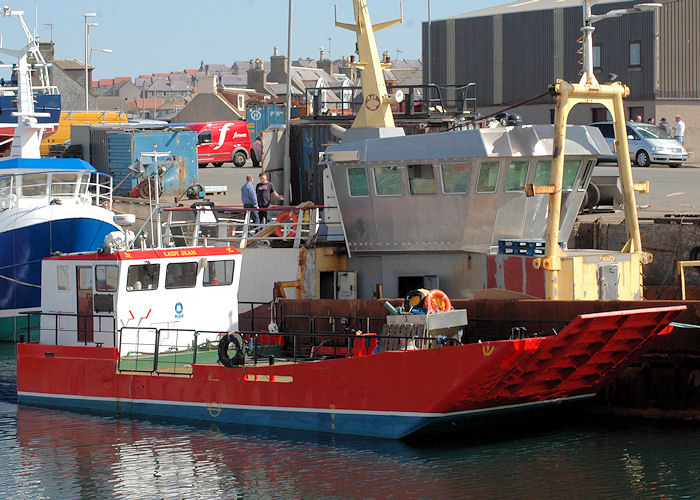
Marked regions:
[335,0,404,130]
[0,7,53,159]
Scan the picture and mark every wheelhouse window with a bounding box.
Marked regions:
[51,173,79,196]
[204,260,235,287]
[629,41,641,67]
[440,163,470,193]
[476,161,499,193]
[407,164,435,195]
[165,262,198,289]
[21,173,47,197]
[534,160,580,190]
[95,265,119,292]
[563,160,580,190]
[0,176,13,198]
[373,165,402,196]
[505,161,528,192]
[57,266,70,291]
[198,130,212,145]
[347,167,369,196]
[126,263,160,291]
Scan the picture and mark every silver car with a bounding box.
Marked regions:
[590,121,688,168]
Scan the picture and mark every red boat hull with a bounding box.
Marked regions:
[17,306,685,438]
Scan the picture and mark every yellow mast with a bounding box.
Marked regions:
[335,0,403,129]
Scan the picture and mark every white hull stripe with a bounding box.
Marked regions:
[17,391,596,419]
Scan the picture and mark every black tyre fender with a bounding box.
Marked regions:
[218,333,245,367]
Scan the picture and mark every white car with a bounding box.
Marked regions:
[590,121,688,168]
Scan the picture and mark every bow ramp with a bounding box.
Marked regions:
[487,305,686,401]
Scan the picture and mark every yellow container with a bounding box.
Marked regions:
[41,111,128,156]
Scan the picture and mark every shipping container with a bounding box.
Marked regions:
[247,104,285,140]
[84,127,197,196]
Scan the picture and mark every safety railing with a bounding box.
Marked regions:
[304,82,478,119]
[0,170,113,211]
[161,204,339,249]
[21,311,117,346]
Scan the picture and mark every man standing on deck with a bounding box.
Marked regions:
[241,175,259,228]
[256,173,284,223]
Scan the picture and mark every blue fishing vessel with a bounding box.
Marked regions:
[0,7,120,340]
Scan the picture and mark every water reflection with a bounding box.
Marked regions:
[0,403,696,498]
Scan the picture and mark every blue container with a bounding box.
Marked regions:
[105,129,198,196]
[246,104,285,140]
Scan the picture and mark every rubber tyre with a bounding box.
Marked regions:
[198,163,207,168]
[233,151,247,168]
[669,163,681,168]
[213,162,224,168]
[218,333,245,367]
[584,182,600,211]
[635,150,651,168]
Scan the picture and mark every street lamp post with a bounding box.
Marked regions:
[84,12,97,111]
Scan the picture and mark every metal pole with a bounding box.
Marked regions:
[427,0,431,88]
[282,0,293,205]
[84,20,88,110]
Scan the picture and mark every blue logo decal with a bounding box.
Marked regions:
[175,302,184,318]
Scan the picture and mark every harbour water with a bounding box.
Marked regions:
[0,344,698,498]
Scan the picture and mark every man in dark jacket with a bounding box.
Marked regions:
[256,173,284,223]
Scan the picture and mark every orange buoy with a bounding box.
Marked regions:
[424,289,453,314]
[274,211,298,238]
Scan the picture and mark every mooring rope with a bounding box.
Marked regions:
[0,274,41,288]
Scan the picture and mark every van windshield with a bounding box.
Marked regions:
[634,124,671,140]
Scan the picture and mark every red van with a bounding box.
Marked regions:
[186,120,251,167]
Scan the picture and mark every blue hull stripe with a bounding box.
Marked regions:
[17,392,595,439]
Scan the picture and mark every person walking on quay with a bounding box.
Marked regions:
[251,136,262,169]
[256,172,284,223]
[241,174,259,228]
[659,117,671,136]
[672,115,686,145]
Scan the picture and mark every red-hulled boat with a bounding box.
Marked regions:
[15,245,685,438]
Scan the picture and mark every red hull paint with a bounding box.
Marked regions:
[16,306,685,437]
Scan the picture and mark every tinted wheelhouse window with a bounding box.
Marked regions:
[21,173,47,197]
[347,167,369,196]
[440,163,470,193]
[373,165,402,196]
[505,161,528,191]
[407,164,435,195]
[127,264,160,291]
[476,162,499,192]
[165,262,198,289]
[95,265,119,292]
[535,160,580,190]
[204,260,235,287]
[563,160,580,190]
[534,160,551,186]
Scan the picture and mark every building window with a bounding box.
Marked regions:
[237,94,245,111]
[373,165,402,196]
[592,44,601,70]
[629,41,641,67]
[629,106,644,122]
[476,161,499,193]
[407,164,435,195]
[440,163,470,193]
[347,167,369,196]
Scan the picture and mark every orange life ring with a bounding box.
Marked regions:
[425,289,453,314]
[275,211,298,238]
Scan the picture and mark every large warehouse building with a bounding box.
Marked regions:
[424,0,699,156]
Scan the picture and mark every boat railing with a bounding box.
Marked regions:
[0,170,113,210]
[20,311,117,347]
[161,204,338,248]
[304,82,478,119]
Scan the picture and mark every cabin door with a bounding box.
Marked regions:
[76,266,94,343]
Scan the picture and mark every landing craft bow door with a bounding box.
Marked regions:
[76,266,94,343]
